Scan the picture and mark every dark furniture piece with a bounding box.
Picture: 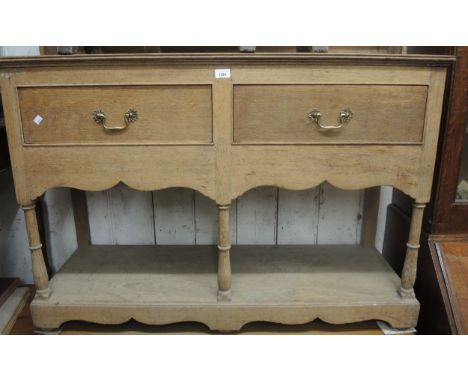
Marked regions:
[0,105,9,170]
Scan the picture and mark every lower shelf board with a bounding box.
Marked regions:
[31,245,419,331]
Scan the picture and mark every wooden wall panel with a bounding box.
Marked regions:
[153,188,196,245]
[277,188,319,244]
[87,184,155,245]
[236,187,278,244]
[193,193,237,244]
[316,184,363,244]
[0,169,32,284]
[41,188,77,273]
[83,185,366,246]
[192,191,216,244]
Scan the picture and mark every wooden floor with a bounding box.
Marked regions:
[10,296,386,334]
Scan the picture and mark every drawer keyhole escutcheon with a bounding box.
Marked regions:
[308,108,353,130]
[92,109,138,131]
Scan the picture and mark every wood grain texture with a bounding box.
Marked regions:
[0,73,28,204]
[381,206,453,334]
[317,184,363,245]
[0,53,454,70]
[0,286,30,334]
[435,240,468,334]
[83,186,366,246]
[416,69,447,202]
[2,61,446,205]
[154,188,195,245]
[0,54,448,331]
[87,184,155,245]
[21,146,217,204]
[213,77,232,204]
[432,47,468,234]
[19,85,213,145]
[232,65,434,85]
[193,193,237,244]
[30,245,419,331]
[233,85,427,144]
[400,203,426,297]
[23,204,49,297]
[230,145,421,200]
[10,296,388,334]
[217,205,231,300]
[236,187,278,244]
[42,188,78,272]
[192,192,217,244]
[277,188,319,245]
[0,278,20,309]
[0,169,32,284]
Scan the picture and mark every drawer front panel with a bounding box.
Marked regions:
[233,85,427,144]
[19,85,213,145]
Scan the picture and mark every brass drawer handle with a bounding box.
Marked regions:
[308,108,353,130]
[92,109,138,131]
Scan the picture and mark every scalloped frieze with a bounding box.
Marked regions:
[31,304,419,331]
[231,178,418,201]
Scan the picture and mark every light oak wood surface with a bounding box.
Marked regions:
[10,292,389,334]
[233,85,427,144]
[0,57,447,205]
[0,53,450,330]
[19,85,213,145]
[30,245,419,331]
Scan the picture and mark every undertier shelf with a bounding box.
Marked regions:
[31,245,419,331]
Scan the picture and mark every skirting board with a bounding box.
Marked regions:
[0,287,31,334]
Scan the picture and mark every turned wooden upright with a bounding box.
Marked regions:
[22,202,50,298]
[217,205,231,301]
[400,203,426,298]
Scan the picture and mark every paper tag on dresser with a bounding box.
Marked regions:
[33,114,43,125]
[215,69,231,79]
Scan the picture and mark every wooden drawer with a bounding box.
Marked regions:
[233,85,428,144]
[18,85,213,145]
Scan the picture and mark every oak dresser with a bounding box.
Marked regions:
[0,53,452,331]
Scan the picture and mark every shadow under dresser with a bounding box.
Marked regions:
[0,53,452,331]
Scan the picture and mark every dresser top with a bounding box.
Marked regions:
[0,53,455,70]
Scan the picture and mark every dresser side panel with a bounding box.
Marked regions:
[1,73,30,204]
[416,68,447,202]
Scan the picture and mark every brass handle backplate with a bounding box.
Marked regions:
[92,109,138,131]
[308,108,353,130]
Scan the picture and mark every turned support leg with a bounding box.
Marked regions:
[399,202,425,298]
[217,204,231,301]
[22,202,50,299]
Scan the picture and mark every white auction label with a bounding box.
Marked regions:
[33,114,43,125]
[215,68,231,79]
